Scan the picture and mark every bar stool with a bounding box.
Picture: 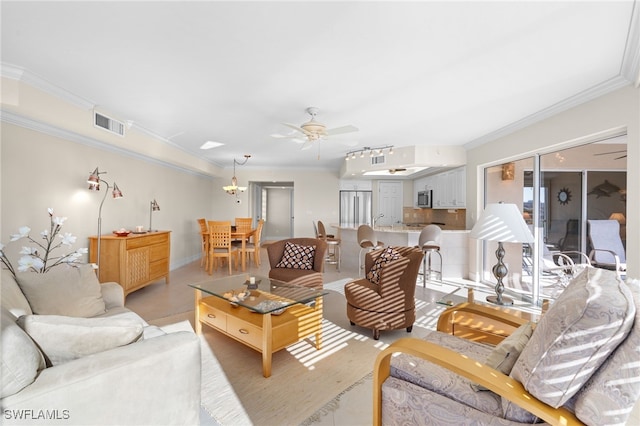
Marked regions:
[317,220,340,271]
[418,225,442,285]
[357,225,384,276]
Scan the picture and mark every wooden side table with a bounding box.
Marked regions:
[89,231,171,298]
[436,286,543,345]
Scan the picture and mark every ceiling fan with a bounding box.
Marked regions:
[388,168,407,174]
[594,149,627,160]
[271,107,358,151]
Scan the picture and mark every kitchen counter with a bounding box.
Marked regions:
[332,225,469,278]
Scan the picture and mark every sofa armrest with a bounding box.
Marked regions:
[2,331,201,426]
[100,282,125,309]
[373,337,582,426]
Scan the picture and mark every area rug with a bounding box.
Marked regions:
[150,279,447,425]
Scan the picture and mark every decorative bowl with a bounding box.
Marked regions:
[113,230,131,237]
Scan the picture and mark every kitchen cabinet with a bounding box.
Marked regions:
[89,231,171,298]
[415,167,466,209]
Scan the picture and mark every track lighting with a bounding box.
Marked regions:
[345,145,394,161]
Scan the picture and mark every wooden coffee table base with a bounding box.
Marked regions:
[195,291,323,377]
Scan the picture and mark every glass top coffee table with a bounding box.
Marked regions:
[189,275,327,377]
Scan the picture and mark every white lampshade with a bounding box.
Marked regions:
[470,203,534,243]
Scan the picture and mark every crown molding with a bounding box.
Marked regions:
[463,75,632,150]
[621,0,640,87]
[1,63,95,110]
[1,110,216,180]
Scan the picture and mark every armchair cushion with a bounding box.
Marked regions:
[17,315,144,366]
[275,242,316,270]
[510,267,635,410]
[366,247,401,284]
[15,264,106,317]
[390,331,503,418]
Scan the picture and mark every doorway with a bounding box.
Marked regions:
[251,182,294,240]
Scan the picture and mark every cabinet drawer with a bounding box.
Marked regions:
[199,302,227,330]
[149,243,168,260]
[227,316,263,349]
[149,259,169,279]
[127,233,168,250]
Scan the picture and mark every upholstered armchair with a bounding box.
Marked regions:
[374,267,640,425]
[266,238,327,289]
[345,246,423,340]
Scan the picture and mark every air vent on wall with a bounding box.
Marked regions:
[371,155,386,165]
[94,110,125,137]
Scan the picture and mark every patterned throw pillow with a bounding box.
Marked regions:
[367,247,401,284]
[275,242,316,270]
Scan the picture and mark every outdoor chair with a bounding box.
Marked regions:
[588,219,627,278]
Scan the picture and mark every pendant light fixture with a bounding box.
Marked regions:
[223,154,251,195]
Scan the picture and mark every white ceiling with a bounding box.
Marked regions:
[1,1,638,173]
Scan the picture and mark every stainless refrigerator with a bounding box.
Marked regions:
[339,190,372,227]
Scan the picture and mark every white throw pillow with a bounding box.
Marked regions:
[1,307,46,398]
[17,315,144,366]
[16,264,106,317]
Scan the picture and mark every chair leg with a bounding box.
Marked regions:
[373,329,380,340]
[406,325,413,333]
[350,321,355,326]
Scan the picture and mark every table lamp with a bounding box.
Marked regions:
[469,202,534,305]
[148,199,160,232]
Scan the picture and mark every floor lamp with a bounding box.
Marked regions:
[469,202,533,305]
[87,167,123,274]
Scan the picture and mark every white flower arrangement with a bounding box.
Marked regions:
[0,208,88,278]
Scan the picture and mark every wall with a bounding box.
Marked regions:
[1,123,215,269]
[466,85,639,279]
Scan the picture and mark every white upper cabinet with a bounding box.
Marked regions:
[417,166,466,209]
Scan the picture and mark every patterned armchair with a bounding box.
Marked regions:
[374,267,640,425]
[345,246,423,340]
[266,238,327,290]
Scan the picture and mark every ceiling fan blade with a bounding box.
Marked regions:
[300,140,314,150]
[282,123,307,134]
[594,150,627,156]
[271,133,303,139]
[326,125,358,136]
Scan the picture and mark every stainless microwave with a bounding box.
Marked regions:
[417,190,432,208]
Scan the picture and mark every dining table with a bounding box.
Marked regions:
[231,226,256,272]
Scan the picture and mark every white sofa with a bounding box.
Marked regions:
[1,267,201,425]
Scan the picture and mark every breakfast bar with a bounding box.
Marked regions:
[332,225,470,279]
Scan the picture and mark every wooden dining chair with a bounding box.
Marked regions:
[207,221,239,275]
[244,219,265,267]
[234,217,253,238]
[197,218,209,269]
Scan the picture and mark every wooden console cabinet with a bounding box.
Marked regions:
[89,231,171,298]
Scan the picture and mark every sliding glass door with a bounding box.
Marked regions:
[482,137,627,305]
